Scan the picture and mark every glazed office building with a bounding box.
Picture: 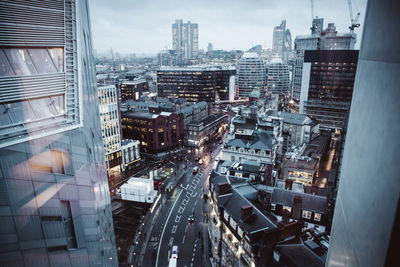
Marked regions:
[157,66,236,102]
[0,1,118,266]
[299,50,359,130]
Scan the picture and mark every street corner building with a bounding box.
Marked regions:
[0,0,118,266]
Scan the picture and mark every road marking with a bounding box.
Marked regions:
[194,199,198,206]
[185,225,188,232]
[168,237,174,247]
[168,250,170,259]
[175,215,181,223]
[156,189,183,267]
[172,225,177,234]
[182,235,185,244]
[178,206,185,214]
[192,192,197,198]
[180,184,189,190]
[182,198,188,205]
[192,206,195,212]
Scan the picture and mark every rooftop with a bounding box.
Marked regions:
[286,157,319,171]
[226,129,274,151]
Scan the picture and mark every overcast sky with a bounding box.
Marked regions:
[89,0,367,55]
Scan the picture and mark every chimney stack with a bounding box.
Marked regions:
[285,179,293,190]
[292,196,302,219]
[217,182,230,195]
[241,205,253,222]
[311,185,318,195]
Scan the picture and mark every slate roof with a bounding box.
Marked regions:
[271,188,328,213]
[267,110,311,125]
[226,130,274,151]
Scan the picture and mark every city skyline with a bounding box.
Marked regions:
[90,0,367,55]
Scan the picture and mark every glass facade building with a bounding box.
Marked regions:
[266,58,290,94]
[237,53,266,98]
[172,20,199,62]
[299,50,359,130]
[157,66,235,102]
[0,0,118,266]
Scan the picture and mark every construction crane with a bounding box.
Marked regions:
[310,0,318,32]
[347,0,360,32]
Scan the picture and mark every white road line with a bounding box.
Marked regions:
[194,199,198,206]
[185,225,188,232]
[172,225,177,234]
[192,206,195,212]
[180,184,189,190]
[182,235,186,244]
[156,189,183,267]
[168,237,174,247]
[175,215,181,223]
[168,250,170,259]
[178,206,185,214]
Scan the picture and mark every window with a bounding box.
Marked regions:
[27,48,57,74]
[314,213,321,222]
[271,203,276,211]
[283,206,292,214]
[302,210,312,219]
[3,48,37,76]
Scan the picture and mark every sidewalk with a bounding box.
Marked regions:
[201,194,212,267]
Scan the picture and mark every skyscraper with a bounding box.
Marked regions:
[0,1,118,265]
[237,52,267,98]
[327,0,400,266]
[272,20,292,60]
[299,50,359,130]
[292,19,357,101]
[172,20,199,62]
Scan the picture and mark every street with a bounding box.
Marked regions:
[142,140,221,267]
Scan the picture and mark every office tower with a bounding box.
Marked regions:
[157,66,236,102]
[327,0,400,266]
[272,20,292,60]
[0,1,118,266]
[299,50,358,130]
[120,79,147,101]
[292,19,356,101]
[207,42,213,52]
[237,52,266,97]
[98,85,122,171]
[266,58,290,94]
[172,20,198,62]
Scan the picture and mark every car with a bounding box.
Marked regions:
[198,159,203,165]
[192,167,199,173]
[194,156,200,161]
[171,245,179,259]
[215,157,220,162]
[188,213,195,223]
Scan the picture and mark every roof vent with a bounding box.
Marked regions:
[217,182,230,195]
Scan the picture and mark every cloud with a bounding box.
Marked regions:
[89,0,367,54]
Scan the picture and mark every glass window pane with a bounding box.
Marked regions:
[0,104,13,126]
[48,48,64,72]
[27,49,57,74]
[5,101,36,123]
[29,97,58,119]
[4,48,37,76]
[0,49,15,76]
[50,95,65,115]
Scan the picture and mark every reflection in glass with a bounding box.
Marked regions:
[30,97,59,119]
[27,48,57,74]
[4,48,38,76]
[0,104,13,125]
[48,48,64,72]
[5,101,36,123]
[0,49,15,76]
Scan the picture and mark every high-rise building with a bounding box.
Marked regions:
[120,79,147,101]
[157,66,236,102]
[327,0,400,266]
[98,85,122,171]
[266,58,290,94]
[272,20,292,60]
[299,50,359,130]
[207,42,213,52]
[292,19,357,101]
[0,0,117,266]
[237,52,266,98]
[172,20,198,62]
